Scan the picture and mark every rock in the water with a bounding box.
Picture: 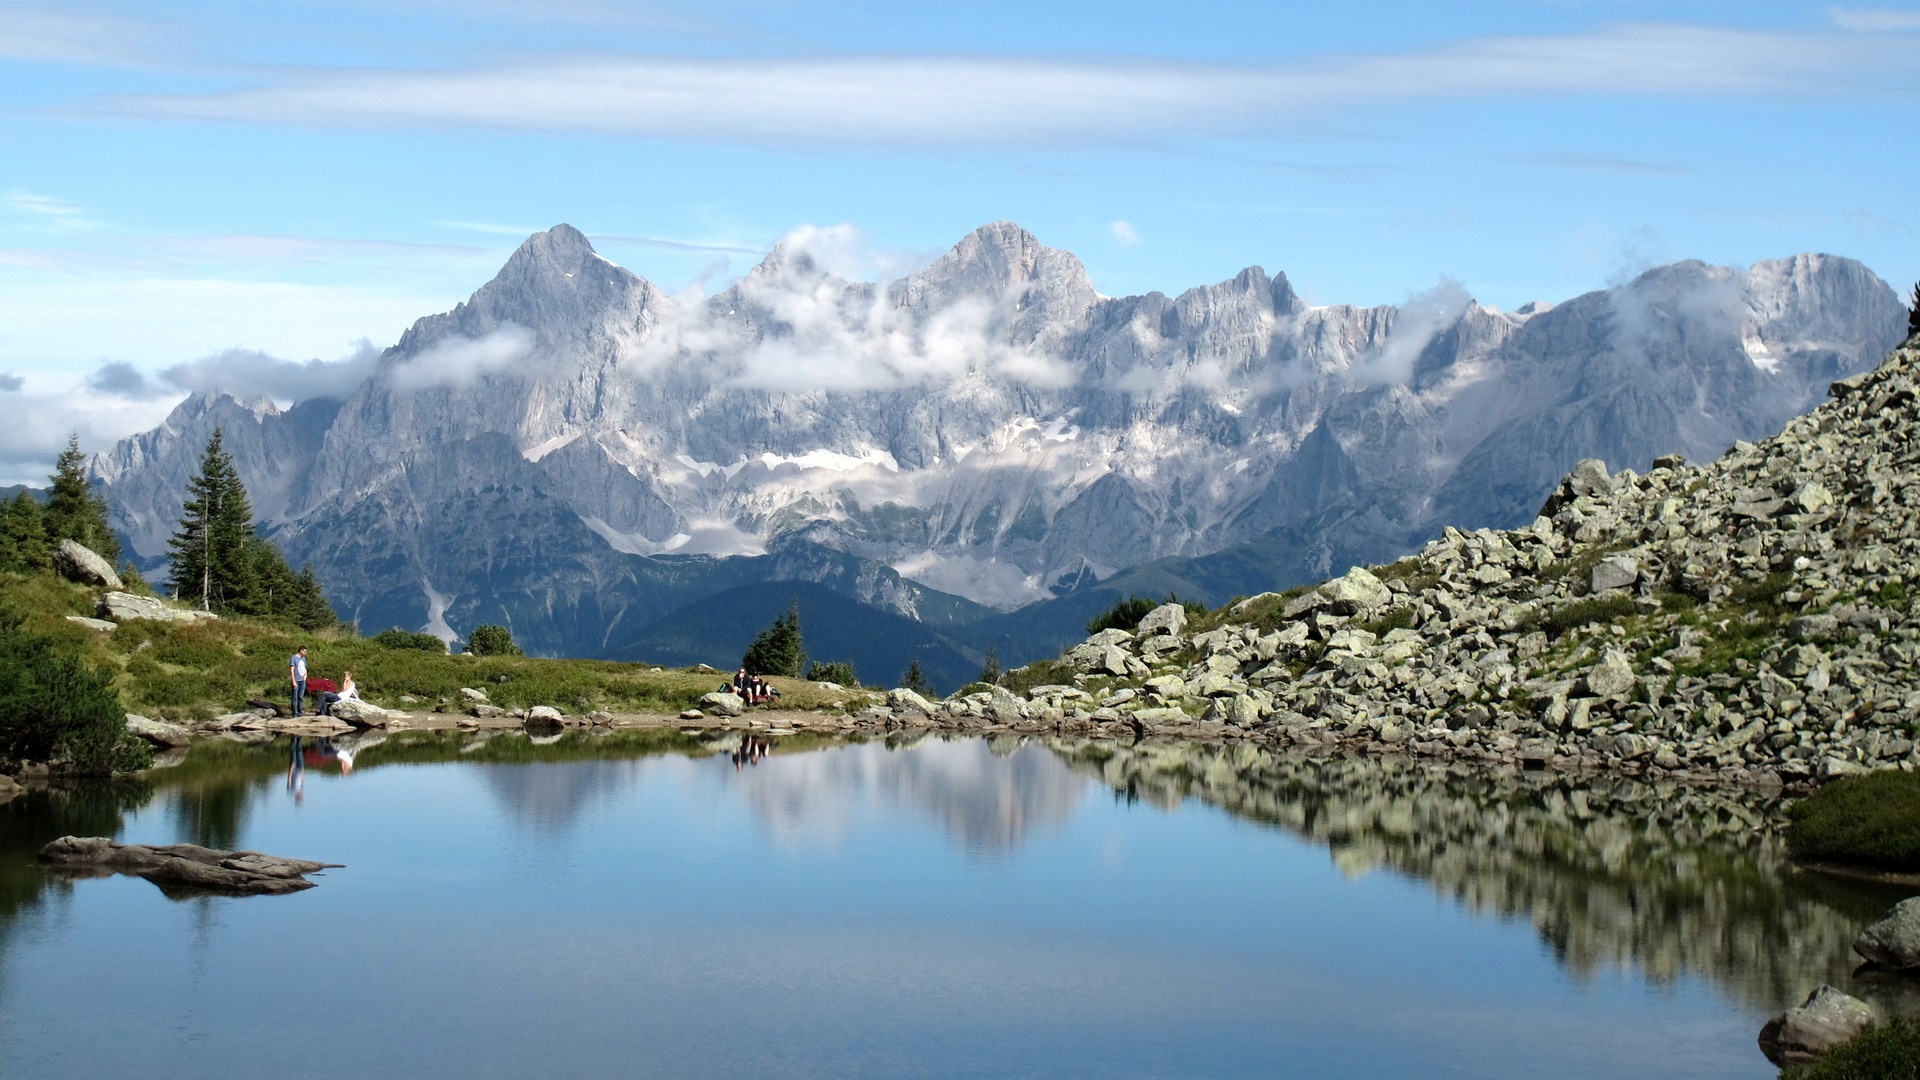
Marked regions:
[38,835,341,896]
[1759,985,1875,1066]
[327,698,399,727]
[64,615,117,632]
[98,591,216,624]
[125,713,191,747]
[53,539,122,590]
[1135,603,1188,637]
[0,774,22,804]
[1855,897,1920,970]
[699,692,745,717]
[1589,556,1639,593]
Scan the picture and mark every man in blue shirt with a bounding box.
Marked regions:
[290,646,309,717]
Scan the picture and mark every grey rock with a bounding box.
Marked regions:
[64,615,117,632]
[1758,985,1874,1066]
[53,540,121,590]
[1855,897,1920,970]
[458,686,489,703]
[1317,566,1392,614]
[1580,651,1637,699]
[888,687,935,715]
[98,591,217,624]
[527,705,564,722]
[1789,615,1839,641]
[328,698,400,727]
[1135,603,1188,637]
[125,714,191,747]
[698,692,746,717]
[1589,556,1638,593]
[39,835,342,896]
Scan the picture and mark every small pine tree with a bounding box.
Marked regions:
[741,599,806,677]
[0,492,50,572]
[1909,282,1920,339]
[901,658,935,697]
[117,560,153,595]
[977,646,1002,686]
[467,624,521,656]
[288,565,337,631]
[43,434,120,564]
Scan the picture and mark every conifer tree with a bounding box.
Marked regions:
[168,429,257,611]
[1909,282,1920,339]
[901,658,935,697]
[741,600,806,677]
[0,492,50,572]
[287,566,337,631]
[43,434,120,563]
[977,646,1002,687]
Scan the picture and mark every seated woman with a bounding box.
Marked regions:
[315,672,361,717]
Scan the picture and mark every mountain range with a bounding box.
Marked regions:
[91,222,1908,687]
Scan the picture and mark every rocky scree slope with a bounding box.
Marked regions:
[892,333,1920,788]
[90,224,1905,663]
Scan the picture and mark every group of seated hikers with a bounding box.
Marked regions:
[728,668,781,707]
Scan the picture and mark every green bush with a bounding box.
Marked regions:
[465,624,521,657]
[0,610,150,774]
[1540,594,1638,638]
[1782,1017,1920,1079]
[1787,769,1920,870]
[806,660,858,686]
[371,628,446,652]
[1087,595,1159,635]
[1000,659,1076,697]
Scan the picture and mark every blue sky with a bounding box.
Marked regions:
[0,0,1916,480]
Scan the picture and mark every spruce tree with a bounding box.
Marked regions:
[168,429,257,611]
[43,434,120,564]
[741,600,805,677]
[288,565,337,631]
[1909,282,1920,339]
[0,492,49,572]
[901,658,935,697]
[977,646,1002,687]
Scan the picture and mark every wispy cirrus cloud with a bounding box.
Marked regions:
[1827,6,1920,31]
[0,4,171,66]
[1508,152,1688,177]
[86,24,1918,151]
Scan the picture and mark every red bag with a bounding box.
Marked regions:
[307,677,338,693]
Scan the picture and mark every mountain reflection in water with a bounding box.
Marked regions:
[725,734,1087,857]
[0,729,1913,1027]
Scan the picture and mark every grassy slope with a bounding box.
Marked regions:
[3,571,873,721]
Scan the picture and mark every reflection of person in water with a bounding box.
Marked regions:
[730,735,778,770]
[287,736,306,805]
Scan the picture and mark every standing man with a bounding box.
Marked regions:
[290,645,309,717]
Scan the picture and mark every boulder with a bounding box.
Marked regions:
[64,615,117,632]
[1788,614,1839,641]
[39,835,342,896]
[0,774,22,803]
[1758,985,1875,1066]
[98,591,216,624]
[1135,603,1188,637]
[53,539,122,590]
[887,687,934,715]
[458,687,489,703]
[125,714,191,747]
[1589,556,1639,593]
[1580,650,1637,699]
[470,703,506,718]
[327,698,399,727]
[1316,566,1391,614]
[699,692,746,717]
[527,705,564,722]
[1855,898,1920,970]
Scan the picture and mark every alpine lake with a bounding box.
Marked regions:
[0,723,1910,1079]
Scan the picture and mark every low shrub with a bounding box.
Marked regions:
[0,610,150,773]
[1087,595,1159,635]
[371,628,447,652]
[1000,659,1076,697]
[1786,769,1920,870]
[1539,594,1638,638]
[1782,1016,1920,1079]
[465,624,521,657]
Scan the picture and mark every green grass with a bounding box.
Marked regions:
[1782,1017,1920,1079]
[1786,769,1920,870]
[1536,594,1638,638]
[1,569,875,721]
[1000,659,1076,697]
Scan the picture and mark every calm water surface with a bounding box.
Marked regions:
[0,729,1908,1079]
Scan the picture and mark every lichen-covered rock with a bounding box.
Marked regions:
[1855,898,1920,970]
[699,692,745,717]
[98,591,216,624]
[328,698,400,727]
[1758,985,1875,1066]
[887,687,934,715]
[1316,566,1391,614]
[125,714,191,747]
[53,539,121,590]
[1135,603,1188,637]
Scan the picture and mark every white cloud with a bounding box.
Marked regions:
[1828,7,1920,31]
[629,224,1076,393]
[0,5,165,66]
[162,341,383,401]
[1110,221,1140,246]
[1351,277,1472,385]
[6,192,89,218]
[92,24,1917,149]
[386,325,536,391]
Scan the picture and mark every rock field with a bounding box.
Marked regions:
[875,333,1920,790]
